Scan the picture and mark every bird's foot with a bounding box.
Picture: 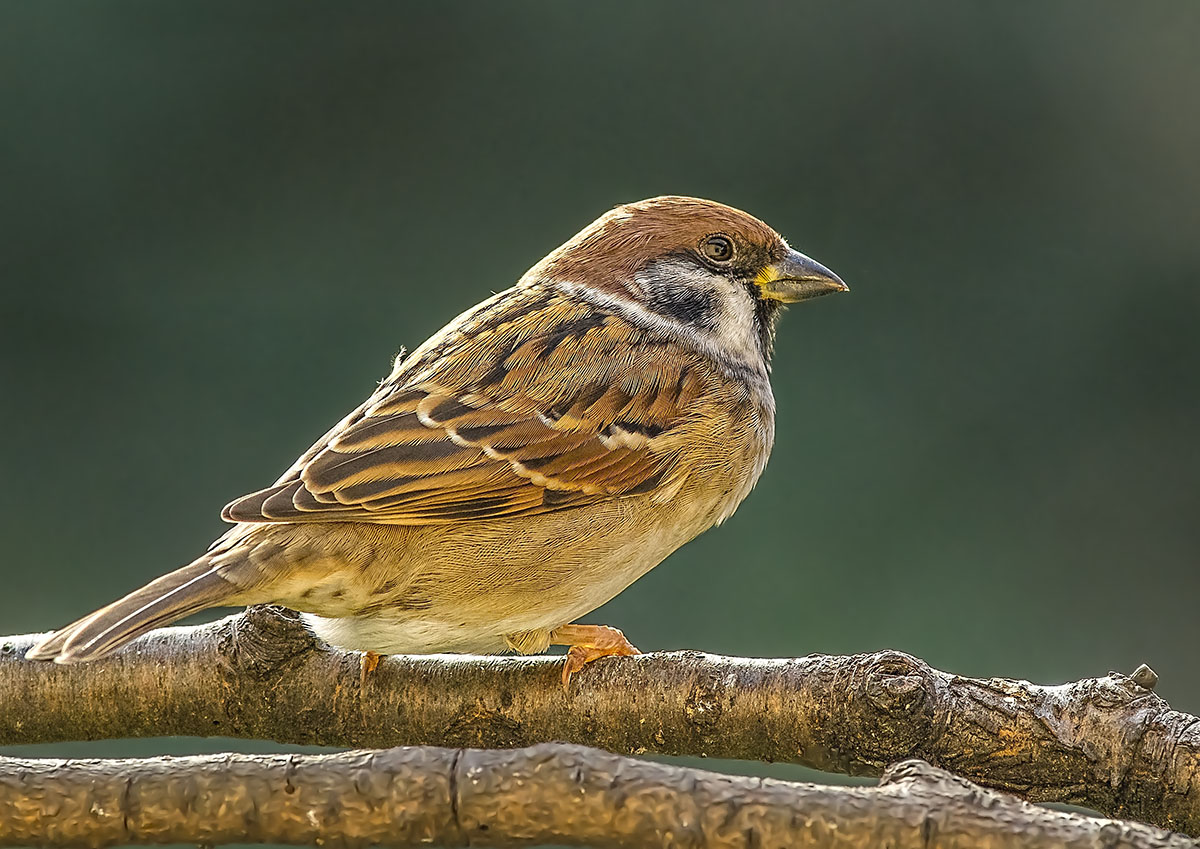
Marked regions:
[359,650,383,687]
[549,624,640,690]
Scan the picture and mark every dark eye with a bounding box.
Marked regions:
[701,234,735,264]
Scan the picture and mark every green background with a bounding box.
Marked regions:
[2,0,1198,800]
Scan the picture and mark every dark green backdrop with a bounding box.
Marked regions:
[2,0,1198,785]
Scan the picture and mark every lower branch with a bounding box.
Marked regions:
[0,743,1194,848]
[2,607,1197,834]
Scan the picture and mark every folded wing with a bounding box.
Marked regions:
[222,289,708,525]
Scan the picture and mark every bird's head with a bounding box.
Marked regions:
[524,195,847,367]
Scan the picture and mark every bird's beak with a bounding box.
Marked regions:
[755,248,848,303]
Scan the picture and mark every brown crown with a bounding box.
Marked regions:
[524,196,786,295]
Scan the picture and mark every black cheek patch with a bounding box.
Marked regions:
[644,283,719,330]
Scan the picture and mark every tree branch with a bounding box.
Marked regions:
[1,743,1195,848]
[2,607,1197,834]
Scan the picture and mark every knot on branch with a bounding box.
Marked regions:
[832,651,938,769]
[221,605,321,677]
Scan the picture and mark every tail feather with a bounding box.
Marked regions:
[26,560,240,663]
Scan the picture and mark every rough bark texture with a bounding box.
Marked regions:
[0,743,1195,849]
[3,607,1197,834]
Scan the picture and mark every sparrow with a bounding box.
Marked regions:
[28,196,847,685]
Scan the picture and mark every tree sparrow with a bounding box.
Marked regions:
[28,196,847,684]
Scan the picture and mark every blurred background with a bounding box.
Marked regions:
[2,0,1198,793]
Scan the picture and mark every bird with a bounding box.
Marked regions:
[27,196,847,685]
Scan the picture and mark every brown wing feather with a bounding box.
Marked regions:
[222,287,709,525]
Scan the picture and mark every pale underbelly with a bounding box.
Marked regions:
[299,525,681,654]
[294,501,717,654]
[301,611,516,654]
[253,460,757,656]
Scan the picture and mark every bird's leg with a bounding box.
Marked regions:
[359,650,383,687]
[549,624,640,689]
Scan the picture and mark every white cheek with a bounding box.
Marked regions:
[710,287,763,366]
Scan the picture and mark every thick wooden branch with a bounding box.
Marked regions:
[1,743,1195,848]
[3,607,1197,835]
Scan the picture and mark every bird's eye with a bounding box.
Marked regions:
[701,234,735,264]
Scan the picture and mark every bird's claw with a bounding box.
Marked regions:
[359,650,383,688]
[551,624,640,690]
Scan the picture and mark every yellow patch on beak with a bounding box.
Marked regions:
[755,249,848,303]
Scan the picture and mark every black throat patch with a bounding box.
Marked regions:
[747,282,782,361]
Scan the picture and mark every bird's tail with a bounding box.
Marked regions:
[26,557,243,664]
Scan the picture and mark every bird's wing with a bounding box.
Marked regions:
[222,288,709,525]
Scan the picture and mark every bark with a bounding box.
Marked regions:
[2,606,1197,834]
[1,743,1195,848]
